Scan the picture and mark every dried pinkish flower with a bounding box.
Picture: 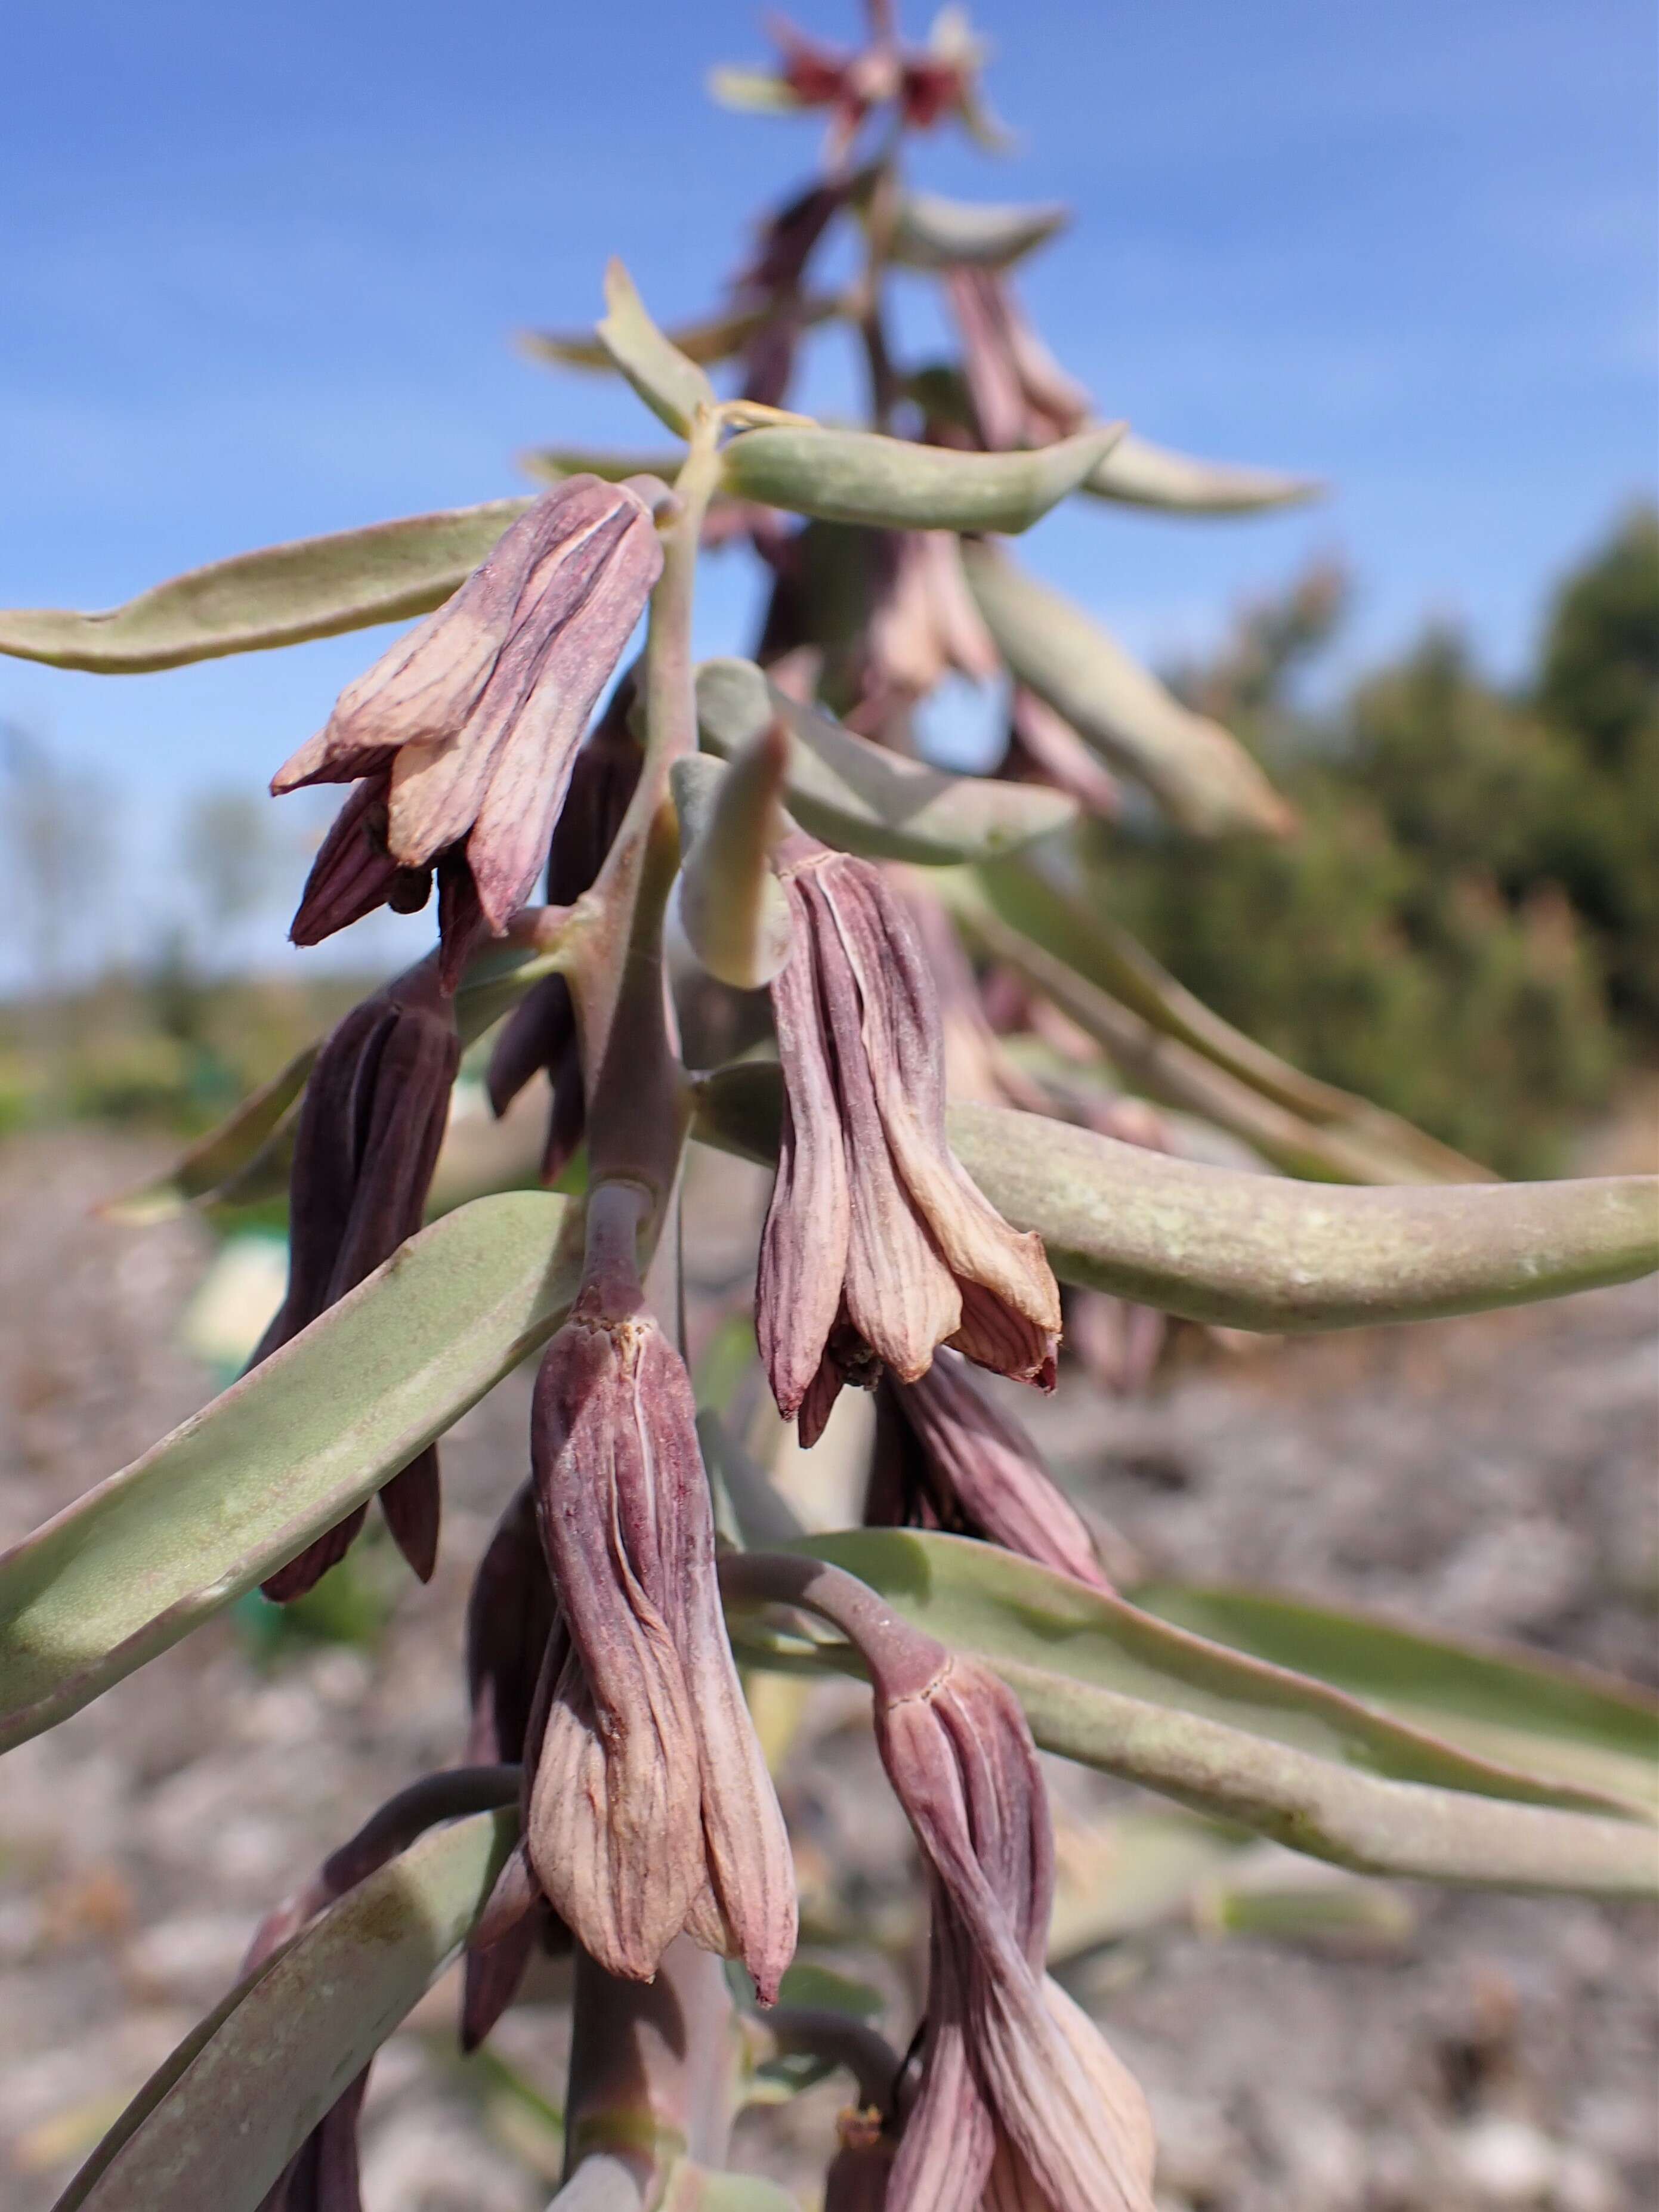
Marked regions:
[522,1193,797,1997]
[864,530,1001,711]
[1001,685,1123,817]
[759,838,1060,1444]
[944,267,1092,453]
[870,1347,1115,1593]
[254,963,458,1601]
[874,1653,1157,2212]
[274,477,663,986]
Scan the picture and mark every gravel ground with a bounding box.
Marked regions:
[0,1128,1654,2211]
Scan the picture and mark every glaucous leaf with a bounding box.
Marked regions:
[57,1810,516,2212]
[755,1533,1659,1895]
[521,445,689,487]
[720,422,1123,534]
[0,500,533,673]
[522,295,842,378]
[696,656,1076,863]
[0,1193,583,1750]
[99,1042,320,1224]
[885,190,1070,270]
[688,1065,1659,1331]
[1134,1583,1659,1816]
[1084,431,1321,514]
[943,871,1482,1184]
[960,539,1295,834]
[671,749,794,989]
[972,842,1486,1183]
[597,258,718,438]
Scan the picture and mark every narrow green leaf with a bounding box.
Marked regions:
[597,259,719,438]
[706,65,807,116]
[960,539,1295,834]
[1133,1584,1659,1816]
[522,295,842,378]
[759,1533,1659,1895]
[0,1193,583,1751]
[696,657,1076,863]
[672,748,794,990]
[688,1066,1659,1331]
[971,840,1487,1183]
[791,1532,1640,1814]
[98,1042,319,1224]
[1084,431,1321,514]
[521,444,688,486]
[57,1811,516,2212]
[0,500,532,675]
[942,871,1480,1184]
[885,190,1070,270]
[720,423,1123,534]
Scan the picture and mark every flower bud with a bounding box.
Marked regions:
[872,1348,1115,1594]
[255,964,459,1601]
[275,477,662,985]
[759,840,1059,1444]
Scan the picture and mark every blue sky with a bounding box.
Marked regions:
[2,0,1654,979]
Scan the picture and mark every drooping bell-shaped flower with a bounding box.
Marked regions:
[494,1189,797,2000]
[873,1650,1157,2212]
[253,961,458,1601]
[944,267,1092,453]
[274,475,663,986]
[870,1348,1115,1593]
[759,835,1060,1445]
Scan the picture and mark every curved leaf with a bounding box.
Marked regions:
[886,190,1070,270]
[720,423,1123,534]
[972,842,1487,1183]
[696,657,1076,863]
[960,539,1294,834]
[0,500,532,674]
[521,294,842,377]
[522,444,688,487]
[1084,431,1321,515]
[688,1065,1659,1331]
[1134,1584,1659,1815]
[57,1809,516,2212]
[0,1192,584,1751]
[749,1533,1659,1895]
[598,258,717,438]
[790,1532,1642,1815]
[943,873,1480,1184]
[98,1042,319,1224]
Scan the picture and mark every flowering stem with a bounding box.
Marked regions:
[719,1550,950,1703]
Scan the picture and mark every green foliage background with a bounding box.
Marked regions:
[1099,506,1659,1175]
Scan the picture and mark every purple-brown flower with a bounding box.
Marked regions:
[944,267,1091,454]
[254,963,459,1602]
[759,837,1061,1445]
[870,1347,1116,1594]
[273,476,663,986]
[873,1649,1157,2212]
[507,1195,798,1998]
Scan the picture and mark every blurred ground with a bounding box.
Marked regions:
[0,1128,1654,2212]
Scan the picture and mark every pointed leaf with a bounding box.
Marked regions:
[523,295,841,378]
[961,539,1295,834]
[597,259,718,438]
[1085,431,1321,514]
[696,656,1076,863]
[1133,1584,1659,1816]
[0,500,533,673]
[706,65,808,116]
[942,871,1479,1184]
[57,1810,516,2212]
[99,1042,319,1223]
[755,1532,1659,1895]
[972,840,1487,1183]
[720,423,1123,534]
[671,746,793,989]
[885,190,1070,270]
[521,444,688,486]
[688,1066,1659,1331]
[0,1193,585,1750]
